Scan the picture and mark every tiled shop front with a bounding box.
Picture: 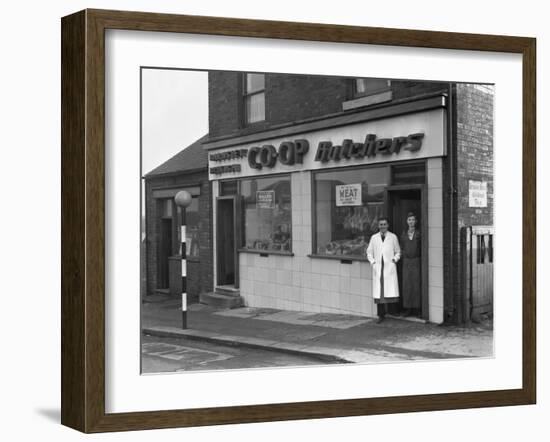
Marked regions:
[206,94,450,323]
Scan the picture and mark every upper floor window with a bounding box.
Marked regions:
[353,78,391,97]
[244,73,265,124]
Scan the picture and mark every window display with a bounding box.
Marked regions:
[240,176,292,252]
[184,197,200,258]
[314,166,389,257]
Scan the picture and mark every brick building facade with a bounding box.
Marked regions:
[144,72,493,324]
[203,72,493,324]
[208,73,447,139]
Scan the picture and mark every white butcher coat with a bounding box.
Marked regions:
[366,231,401,300]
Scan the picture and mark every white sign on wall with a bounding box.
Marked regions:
[207,108,446,180]
[336,184,362,206]
[469,180,488,207]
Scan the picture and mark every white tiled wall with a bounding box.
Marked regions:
[427,158,444,323]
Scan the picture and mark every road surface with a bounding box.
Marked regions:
[141,334,337,373]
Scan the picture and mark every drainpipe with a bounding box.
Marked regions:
[447,83,459,324]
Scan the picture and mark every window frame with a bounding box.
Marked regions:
[352,78,392,98]
[310,160,426,261]
[242,73,266,126]
[221,173,294,255]
[180,195,201,261]
[390,160,428,186]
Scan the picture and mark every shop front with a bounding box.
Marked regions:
[205,96,447,323]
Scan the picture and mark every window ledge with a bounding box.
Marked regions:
[238,248,294,257]
[342,90,393,111]
[308,253,370,262]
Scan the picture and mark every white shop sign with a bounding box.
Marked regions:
[469,180,488,207]
[336,184,362,206]
[208,108,446,180]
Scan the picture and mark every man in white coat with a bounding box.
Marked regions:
[366,217,401,323]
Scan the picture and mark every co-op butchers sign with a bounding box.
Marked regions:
[209,132,424,175]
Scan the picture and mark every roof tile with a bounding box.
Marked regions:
[144,135,208,177]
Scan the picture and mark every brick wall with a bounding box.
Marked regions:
[455,84,494,229]
[144,170,213,301]
[208,71,242,139]
[266,74,347,125]
[208,72,449,139]
[444,83,494,323]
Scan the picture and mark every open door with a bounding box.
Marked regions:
[387,186,428,319]
[216,196,241,288]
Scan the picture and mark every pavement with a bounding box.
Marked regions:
[142,298,493,364]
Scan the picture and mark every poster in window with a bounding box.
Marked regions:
[256,190,275,209]
[335,183,362,206]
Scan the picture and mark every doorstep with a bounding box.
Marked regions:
[385,314,428,324]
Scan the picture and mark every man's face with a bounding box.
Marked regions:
[378,219,389,234]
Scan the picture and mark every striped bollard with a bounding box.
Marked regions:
[174,190,192,329]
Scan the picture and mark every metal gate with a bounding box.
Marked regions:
[460,226,494,322]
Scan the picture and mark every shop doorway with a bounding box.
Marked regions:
[216,196,241,287]
[387,186,428,319]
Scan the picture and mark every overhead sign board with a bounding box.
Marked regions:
[208,108,446,180]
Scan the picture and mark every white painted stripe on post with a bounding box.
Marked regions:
[181,293,187,311]
[181,225,186,241]
[181,259,187,277]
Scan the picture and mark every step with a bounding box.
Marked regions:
[199,291,244,309]
[153,288,170,295]
[214,285,241,297]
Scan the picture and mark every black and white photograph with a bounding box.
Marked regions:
[140,69,494,374]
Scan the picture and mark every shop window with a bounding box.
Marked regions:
[161,198,174,218]
[391,162,426,185]
[314,166,389,257]
[244,73,265,124]
[240,176,292,252]
[182,197,200,259]
[353,78,391,97]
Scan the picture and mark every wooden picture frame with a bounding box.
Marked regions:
[61,9,536,433]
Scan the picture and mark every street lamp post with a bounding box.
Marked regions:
[174,190,192,329]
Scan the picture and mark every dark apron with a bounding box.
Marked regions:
[401,231,421,309]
